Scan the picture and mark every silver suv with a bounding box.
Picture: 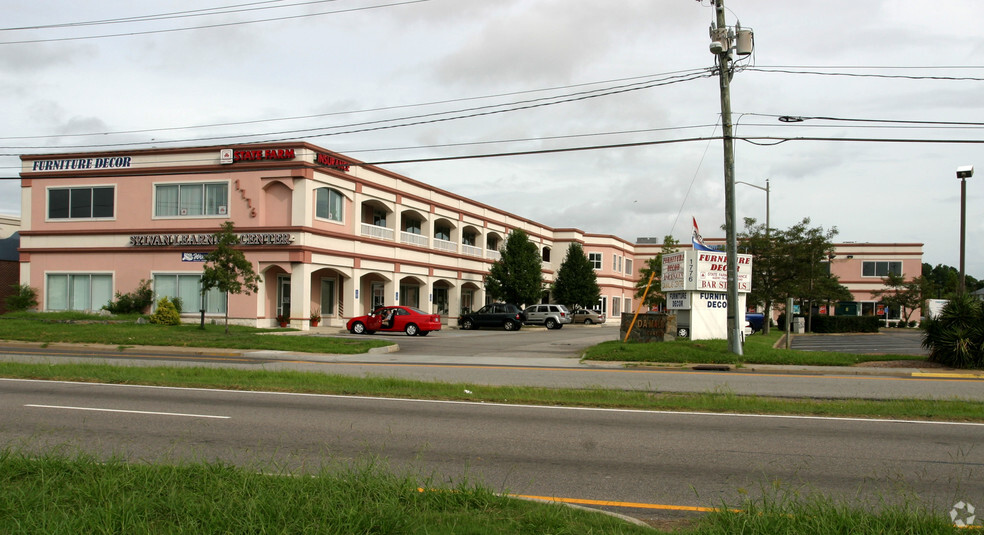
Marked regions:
[523,304,572,329]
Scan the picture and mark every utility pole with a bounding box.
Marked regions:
[711,0,742,355]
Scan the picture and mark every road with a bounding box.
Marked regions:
[3,378,982,522]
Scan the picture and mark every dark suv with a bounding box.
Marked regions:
[459,303,525,331]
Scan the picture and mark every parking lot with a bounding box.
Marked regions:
[334,323,620,361]
[788,330,928,356]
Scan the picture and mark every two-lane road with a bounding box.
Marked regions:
[3,378,982,521]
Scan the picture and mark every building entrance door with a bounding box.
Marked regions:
[277,275,291,317]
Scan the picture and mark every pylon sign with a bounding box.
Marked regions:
[662,250,753,340]
[662,250,752,292]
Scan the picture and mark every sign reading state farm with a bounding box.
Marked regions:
[661,250,752,293]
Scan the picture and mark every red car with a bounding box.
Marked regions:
[346,306,442,336]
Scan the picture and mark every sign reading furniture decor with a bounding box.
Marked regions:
[129,233,293,247]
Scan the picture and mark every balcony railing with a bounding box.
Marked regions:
[462,244,483,257]
[486,249,501,261]
[401,231,429,247]
[361,223,394,241]
[433,238,458,253]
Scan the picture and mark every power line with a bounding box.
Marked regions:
[3,70,714,151]
[0,68,710,142]
[0,0,430,45]
[7,134,984,178]
[746,67,984,82]
[0,0,297,31]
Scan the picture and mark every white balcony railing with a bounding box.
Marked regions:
[462,244,483,257]
[401,231,429,247]
[433,238,458,253]
[486,249,501,261]
[361,223,394,241]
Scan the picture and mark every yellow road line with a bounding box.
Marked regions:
[912,372,984,380]
[509,493,720,512]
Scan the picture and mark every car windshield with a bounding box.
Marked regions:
[407,307,427,314]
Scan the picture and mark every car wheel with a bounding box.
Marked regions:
[461,318,474,330]
[350,322,366,335]
[417,331,430,336]
[583,318,593,325]
[545,318,557,330]
[503,320,518,331]
[677,327,689,338]
[405,323,419,336]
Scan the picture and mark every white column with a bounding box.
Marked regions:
[289,262,313,330]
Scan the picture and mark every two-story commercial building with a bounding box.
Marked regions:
[19,141,922,328]
[19,142,641,329]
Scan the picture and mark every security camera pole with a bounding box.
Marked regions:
[710,0,742,355]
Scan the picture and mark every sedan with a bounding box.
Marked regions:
[572,308,606,325]
[346,306,442,336]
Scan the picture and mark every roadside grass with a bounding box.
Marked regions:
[584,330,926,366]
[0,450,962,534]
[2,361,982,422]
[0,312,389,354]
[0,450,656,535]
[695,493,961,535]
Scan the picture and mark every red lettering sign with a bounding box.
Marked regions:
[233,148,295,162]
[316,153,351,172]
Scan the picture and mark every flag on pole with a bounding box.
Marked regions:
[692,217,718,251]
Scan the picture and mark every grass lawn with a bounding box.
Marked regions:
[584,330,927,366]
[0,311,390,354]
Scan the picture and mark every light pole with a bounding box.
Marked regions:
[956,165,973,294]
[735,179,770,240]
[736,179,770,330]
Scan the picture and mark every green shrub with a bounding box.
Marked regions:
[104,280,154,315]
[148,297,181,326]
[921,293,984,369]
[809,315,879,333]
[5,284,38,312]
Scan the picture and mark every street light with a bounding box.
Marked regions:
[956,165,973,294]
[736,179,770,329]
[735,179,770,239]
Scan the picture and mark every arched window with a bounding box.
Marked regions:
[315,187,343,222]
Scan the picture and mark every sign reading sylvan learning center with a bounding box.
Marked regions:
[130,233,293,247]
[661,250,752,293]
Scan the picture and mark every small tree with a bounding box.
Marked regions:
[634,235,679,310]
[200,222,262,334]
[552,242,600,310]
[485,229,543,307]
[872,272,926,325]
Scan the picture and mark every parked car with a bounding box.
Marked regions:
[523,304,572,329]
[347,306,442,336]
[459,303,525,331]
[573,308,606,325]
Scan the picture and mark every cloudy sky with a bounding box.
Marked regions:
[3,0,982,277]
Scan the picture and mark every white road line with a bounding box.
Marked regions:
[24,404,230,419]
[7,378,984,428]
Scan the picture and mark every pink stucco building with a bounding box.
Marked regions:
[19,142,921,328]
[19,143,639,328]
